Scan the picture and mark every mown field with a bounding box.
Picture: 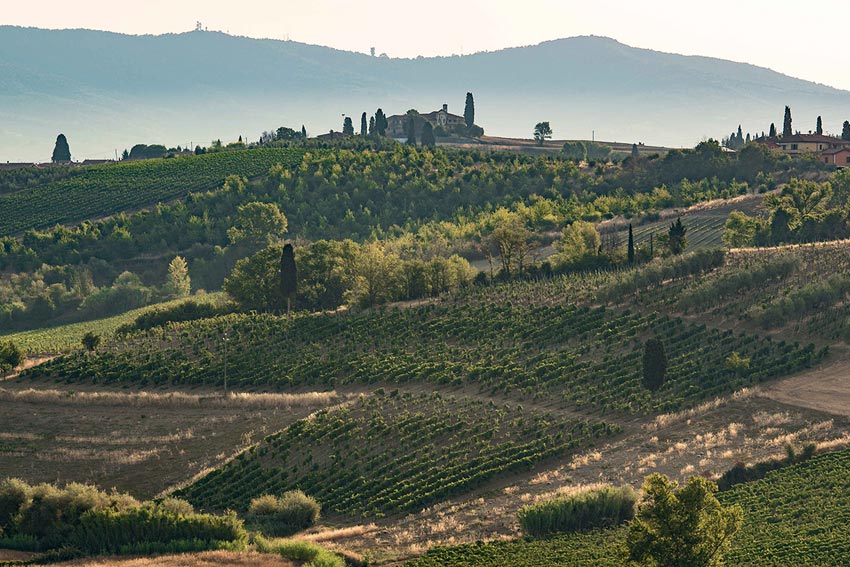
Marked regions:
[405,447,850,566]
[0,149,307,235]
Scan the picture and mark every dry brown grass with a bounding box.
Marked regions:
[49,551,295,567]
[0,387,344,409]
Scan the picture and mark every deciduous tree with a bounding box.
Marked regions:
[164,256,191,298]
[533,122,552,146]
[626,474,742,567]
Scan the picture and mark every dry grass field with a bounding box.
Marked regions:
[48,551,296,567]
[0,379,344,499]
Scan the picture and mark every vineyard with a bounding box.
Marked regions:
[176,392,617,517]
[0,149,306,235]
[405,447,850,566]
[24,282,823,414]
[603,243,850,342]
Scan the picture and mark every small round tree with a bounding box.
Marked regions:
[0,341,24,373]
[82,332,101,352]
[642,337,667,391]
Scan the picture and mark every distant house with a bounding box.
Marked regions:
[776,134,850,155]
[822,147,850,168]
[316,130,348,141]
[387,104,466,138]
[0,162,36,171]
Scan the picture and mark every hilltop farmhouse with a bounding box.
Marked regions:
[387,104,467,138]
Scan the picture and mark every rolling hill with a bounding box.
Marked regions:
[2,26,850,160]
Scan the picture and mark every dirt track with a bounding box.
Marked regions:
[761,350,850,416]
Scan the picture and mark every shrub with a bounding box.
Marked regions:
[0,341,24,373]
[517,485,637,537]
[248,490,321,537]
[255,536,344,567]
[642,338,667,391]
[0,479,245,554]
[116,300,231,335]
[81,332,101,352]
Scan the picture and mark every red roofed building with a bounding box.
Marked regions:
[777,134,850,155]
[821,147,850,168]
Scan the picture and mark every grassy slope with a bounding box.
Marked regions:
[405,447,850,566]
[0,293,225,354]
[0,149,306,235]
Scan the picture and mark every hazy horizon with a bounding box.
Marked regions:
[4,1,850,91]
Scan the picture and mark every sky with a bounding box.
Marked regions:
[4,0,850,91]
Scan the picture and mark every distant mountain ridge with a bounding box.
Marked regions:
[1,26,849,161]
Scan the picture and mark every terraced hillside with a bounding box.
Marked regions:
[25,285,822,415]
[405,447,850,566]
[177,393,618,517]
[0,149,307,235]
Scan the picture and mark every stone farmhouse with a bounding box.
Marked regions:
[387,104,467,138]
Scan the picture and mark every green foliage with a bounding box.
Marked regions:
[783,106,793,137]
[177,393,617,517]
[626,474,743,567]
[0,340,23,372]
[81,331,100,352]
[534,122,553,146]
[255,536,345,567]
[224,246,286,311]
[421,122,436,147]
[128,144,168,160]
[667,218,687,255]
[717,442,816,491]
[0,148,305,236]
[464,92,475,129]
[0,479,246,554]
[52,134,71,162]
[641,338,667,391]
[405,447,850,566]
[518,485,637,537]
[227,201,288,246]
[562,141,587,161]
[280,243,297,312]
[555,221,600,266]
[29,271,820,414]
[164,256,191,298]
[247,490,321,536]
[843,121,850,142]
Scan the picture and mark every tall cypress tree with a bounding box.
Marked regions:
[369,116,376,136]
[642,338,667,391]
[301,125,307,138]
[627,224,635,265]
[668,218,688,255]
[342,117,354,136]
[421,122,436,147]
[843,121,850,141]
[769,123,777,138]
[783,106,793,137]
[464,92,475,128]
[816,116,824,135]
[406,116,417,145]
[374,109,388,136]
[360,112,368,136]
[280,243,297,315]
[52,134,71,162]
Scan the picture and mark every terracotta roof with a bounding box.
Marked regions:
[822,147,850,155]
[779,134,845,144]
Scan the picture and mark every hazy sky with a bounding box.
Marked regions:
[4,1,849,90]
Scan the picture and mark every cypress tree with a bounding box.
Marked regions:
[769,123,777,138]
[842,121,850,141]
[406,116,416,145]
[631,143,639,159]
[280,243,297,315]
[627,224,635,265]
[301,125,307,138]
[668,218,687,255]
[736,125,743,143]
[464,92,475,128]
[52,134,71,162]
[816,116,823,135]
[642,338,667,391]
[421,122,436,147]
[360,112,368,136]
[369,116,376,136]
[342,117,354,136]
[783,106,793,137]
[375,109,388,136]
